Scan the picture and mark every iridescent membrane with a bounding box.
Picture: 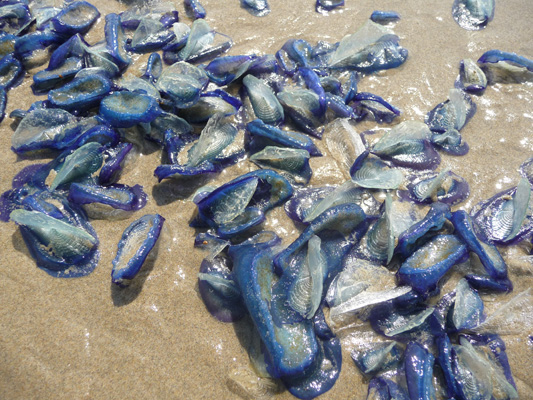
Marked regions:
[98,143,135,185]
[111,214,165,287]
[367,377,409,400]
[451,279,485,331]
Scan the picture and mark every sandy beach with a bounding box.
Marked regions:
[1,0,532,399]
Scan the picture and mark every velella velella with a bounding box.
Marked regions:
[478,50,533,84]
[9,200,99,278]
[99,91,162,128]
[111,214,165,287]
[243,74,284,126]
[452,0,495,31]
[241,0,271,17]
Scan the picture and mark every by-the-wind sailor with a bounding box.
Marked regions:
[458,58,487,94]
[50,1,100,36]
[351,341,403,377]
[185,0,206,19]
[250,146,312,185]
[48,74,113,112]
[277,88,324,138]
[32,57,84,94]
[324,118,366,174]
[9,208,99,278]
[141,53,163,82]
[49,142,104,191]
[111,214,165,287]
[451,210,509,280]
[246,119,321,157]
[471,177,533,245]
[401,169,470,205]
[198,256,246,322]
[128,18,175,53]
[241,0,270,17]
[350,151,404,190]
[11,108,79,154]
[396,202,452,260]
[404,342,436,400]
[452,0,495,31]
[186,113,239,167]
[316,0,344,13]
[367,377,409,400]
[426,88,476,135]
[397,234,469,294]
[328,20,408,73]
[99,91,162,128]
[172,19,233,63]
[371,121,440,170]
[156,61,208,108]
[204,55,257,86]
[370,11,401,24]
[451,279,485,331]
[352,92,401,124]
[359,193,395,265]
[0,54,23,90]
[68,183,147,220]
[478,50,533,84]
[104,13,131,70]
[179,90,242,124]
[243,74,284,126]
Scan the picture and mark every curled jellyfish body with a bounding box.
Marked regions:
[111,214,165,287]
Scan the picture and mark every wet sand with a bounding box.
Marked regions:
[1,1,532,399]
